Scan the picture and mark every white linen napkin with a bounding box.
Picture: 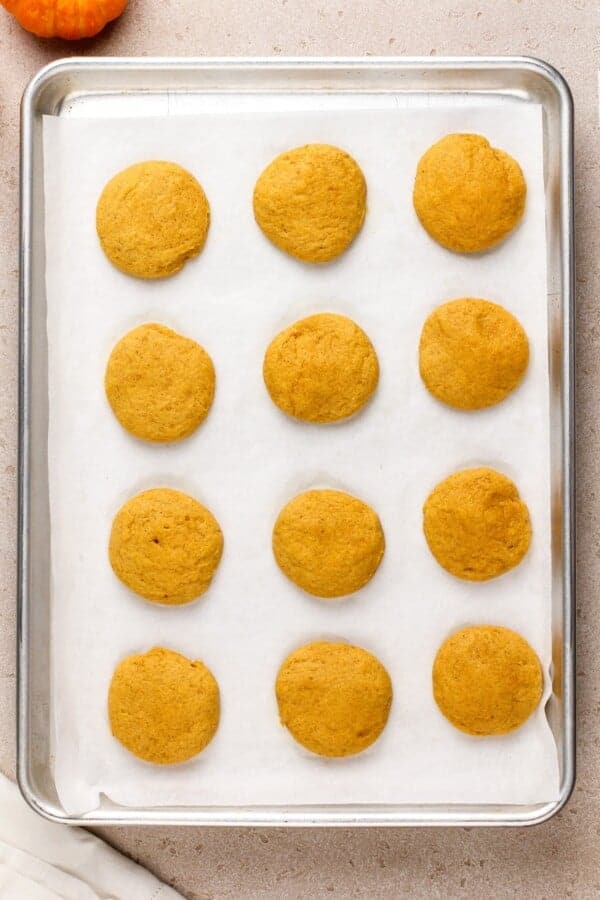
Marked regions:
[0,773,184,899]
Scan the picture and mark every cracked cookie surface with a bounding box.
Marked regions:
[96,160,210,278]
[413,133,526,253]
[263,313,379,423]
[253,144,366,263]
[423,468,531,581]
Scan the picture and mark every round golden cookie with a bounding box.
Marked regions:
[419,298,529,410]
[108,647,220,763]
[413,134,526,253]
[273,489,385,598]
[109,488,223,605]
[432,626,543,736]
[263,313,379,423]
[253,144,367,263]
[96,161,210,279]
[276,641,392,757]
[423,468,531,581]
[105,323,215,442]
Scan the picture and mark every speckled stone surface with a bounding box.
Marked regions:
[0,1,598,897]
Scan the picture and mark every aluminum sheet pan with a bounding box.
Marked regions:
[18,57,575,826]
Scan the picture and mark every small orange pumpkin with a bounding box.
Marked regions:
[1,0,128,39]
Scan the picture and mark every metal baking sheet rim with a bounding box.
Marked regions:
[17,56,575,827]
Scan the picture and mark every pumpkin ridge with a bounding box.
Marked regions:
[0,0,128,38]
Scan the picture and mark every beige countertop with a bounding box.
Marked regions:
[0,1,598,897]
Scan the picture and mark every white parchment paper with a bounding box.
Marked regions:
[43,104,559,815]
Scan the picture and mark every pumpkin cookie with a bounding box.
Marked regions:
[253,144,366,263]
[413,134,526,253]
[423,468,531,581]
[96,161,210,278]
[109,488,223,605]
[276,641,392,757]
[263,313,379,423]
[105,323,215,442]
[433,626,543,736]
[273,489,384,598]
[108,647,220,763]
[419,298,529,410]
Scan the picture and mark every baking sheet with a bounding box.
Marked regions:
[43,104,559,815]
